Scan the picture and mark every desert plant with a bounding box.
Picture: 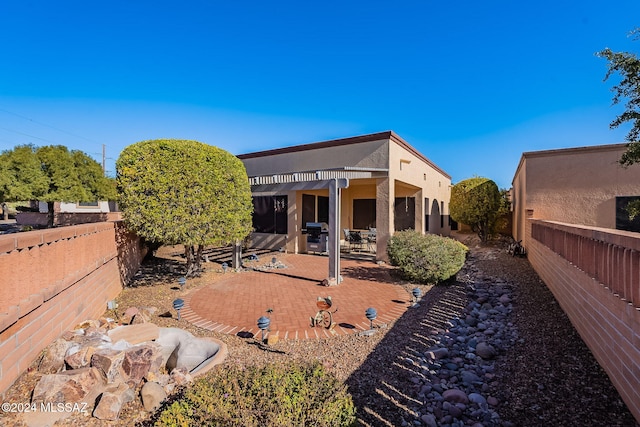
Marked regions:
[387,230,468,284]
[155,361,356,427]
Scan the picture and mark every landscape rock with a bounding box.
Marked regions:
[170,367,193,386]
[476,342,497,359]
[64,336,108,369]
[32,367,104,404]
[37,338,74,374]
[425,347,449,360]
[20,319,228,424]
[420,413,437,427]
[131,311,150,324]
[93,392,122,420]
[91,348,125,383]
[123,307,139,323]
[443,389,469,404]
[469,392,487,407]
[74,319,101,331]
[121,343,163,385]
[141,381,167,412]
[108,323,159,345]
[93,381,135,420]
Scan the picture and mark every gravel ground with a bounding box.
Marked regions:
[1,234,637,426]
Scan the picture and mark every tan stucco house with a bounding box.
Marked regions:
[238,131,452,281]
[511,143,640,248]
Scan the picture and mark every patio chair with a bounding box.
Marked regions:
[368,228,376,242]
[344,229,364,252]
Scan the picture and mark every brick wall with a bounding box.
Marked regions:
[0,221,145,395]
[528,219,640,422]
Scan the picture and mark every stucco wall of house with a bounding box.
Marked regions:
[512,144,640,247]
[387,137,452,236]
[512,157,528,245]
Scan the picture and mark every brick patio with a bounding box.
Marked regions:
[181,253,412,340]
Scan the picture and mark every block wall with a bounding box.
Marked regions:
[0,221,145,395]
[527,220,640,422]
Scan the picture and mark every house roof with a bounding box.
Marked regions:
[237,130,451,179]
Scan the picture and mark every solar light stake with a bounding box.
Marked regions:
[257,316,271,343]
[173,298,184,320]
[222,262,228,273]
[178,277,186,289]
[365,307,377,330]
[412,288,422,306]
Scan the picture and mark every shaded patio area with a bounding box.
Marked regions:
[181,253,412,340]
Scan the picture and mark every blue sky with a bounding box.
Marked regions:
[0,1,638,188]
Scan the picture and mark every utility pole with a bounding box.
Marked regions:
[102,144,106,176]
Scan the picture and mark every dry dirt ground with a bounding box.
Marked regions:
[1,234,637,426]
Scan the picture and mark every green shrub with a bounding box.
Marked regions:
[387,230,468,284]
[155,361,356,427]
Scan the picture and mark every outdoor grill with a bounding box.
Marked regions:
[306,222,328,253]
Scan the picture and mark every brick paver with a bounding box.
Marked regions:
[182,253,412,340]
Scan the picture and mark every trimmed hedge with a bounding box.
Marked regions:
[155,361,356,427]
[387,231,468,284]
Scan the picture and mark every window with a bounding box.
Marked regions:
[394,197,415,231]
[301,194,329,228]
[302,194,315,228]
[252,195,288,234]
[317,196,329,224]
[353,199,376,229]
[616,196,640,232]
[424,198,429,232]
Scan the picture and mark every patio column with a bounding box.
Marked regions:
[327,178,342,285]
[376,177,393,261]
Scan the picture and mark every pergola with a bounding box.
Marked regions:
[250,177,349,285]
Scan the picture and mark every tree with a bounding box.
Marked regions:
[0,145,114,227]
[36,145,116,227]
[449,177,501,242]
[597,28,640,218]
[597,28,640,166]
[116,139,254,277]
[0,145,48,203]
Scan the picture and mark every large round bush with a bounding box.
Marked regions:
[387,230,468,284]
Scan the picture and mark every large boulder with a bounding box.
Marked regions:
[32,367,105,404]
[91,349,125,383]
[121,343,163,386]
